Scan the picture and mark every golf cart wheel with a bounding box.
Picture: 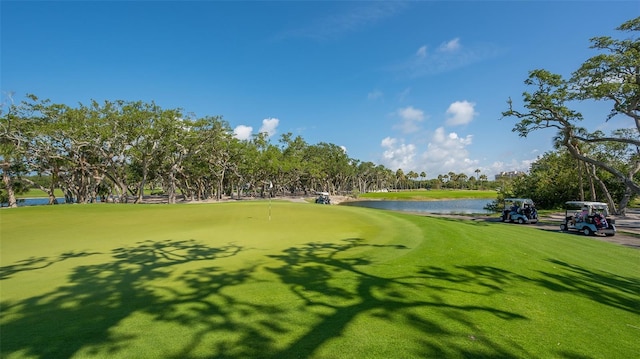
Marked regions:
[517,218,525,224]
[560,223,567,231]
[583,227,593,236]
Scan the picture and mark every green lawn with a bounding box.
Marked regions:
[1,201,638,358]
[15,188,65,198]
[359,189,496,200]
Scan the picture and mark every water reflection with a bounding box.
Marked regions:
[341,199,492,214]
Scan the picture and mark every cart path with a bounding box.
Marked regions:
[417,209,640,250]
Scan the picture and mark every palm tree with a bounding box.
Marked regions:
[448,172,456,189]
[479,174,488,190]
[457,173,468,189]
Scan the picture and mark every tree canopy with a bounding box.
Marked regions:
[503,16,639,214]
[2,95,435,207]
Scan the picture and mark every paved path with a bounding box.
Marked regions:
[547,209,640,235]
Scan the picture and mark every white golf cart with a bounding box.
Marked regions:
[501,198,538,224]
[315,192,331,204]
[560,201,616,236]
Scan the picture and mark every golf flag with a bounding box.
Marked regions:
[268,181,273,221]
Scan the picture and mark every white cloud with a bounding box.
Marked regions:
[398,106,424,122]
[394,38,502,78]
[233,125,253,140]
[424,127,472,160]
[275,1,408,41]
[259,117,279,137]
[379,127,482,177]
[488,159,533,178]
[368,90,383,100]
[394,106,425,134]
[446,100,477,126]
[396,87,411,102]
[378,126,540,179]
[381,137,417,170]
[438,38,461,52]
[421,127,477,175]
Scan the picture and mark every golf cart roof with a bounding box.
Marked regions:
[564,201,609,209]
[316,192,330,196]
[504,198,535,204]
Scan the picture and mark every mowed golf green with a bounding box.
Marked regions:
[1,201,639,358]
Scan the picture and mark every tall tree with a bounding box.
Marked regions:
[0,94,32,207]
[503,17,640,214]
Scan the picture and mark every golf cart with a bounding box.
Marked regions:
[501,198,538,224]
[315,192,331,204]
[560,201,616,236]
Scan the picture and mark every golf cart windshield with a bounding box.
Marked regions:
[504,198,535,208]
[564,201,610,216]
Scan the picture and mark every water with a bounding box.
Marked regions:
[11,198,69,207]
[340,199,493,214]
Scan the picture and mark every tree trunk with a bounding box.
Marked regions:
[587,166,597,201]
[167,165,177,204]
[590,164,618,214]
[2,168,18,208]
[21,177,58,205]
[136,161,148,204]
[617,188,632,216]
[577,160,585,201]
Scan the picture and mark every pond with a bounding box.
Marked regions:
[9,198,69,207]
[340,199,493,214]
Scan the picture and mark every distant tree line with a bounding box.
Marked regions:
[1,92,633,212]
[1,95,496,207]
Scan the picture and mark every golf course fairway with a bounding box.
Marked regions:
[1,201,639,358]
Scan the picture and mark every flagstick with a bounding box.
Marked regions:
[268,181,273,221]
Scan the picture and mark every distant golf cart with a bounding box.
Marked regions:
[501,198,538,224]
[560,201,616,236]
[315,192,331,204]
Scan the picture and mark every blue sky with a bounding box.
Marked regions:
[2,1,638,179]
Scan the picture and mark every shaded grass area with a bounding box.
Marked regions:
[359,189,496,200]
[1,202,639,358]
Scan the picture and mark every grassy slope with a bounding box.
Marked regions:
[1,202,638,359]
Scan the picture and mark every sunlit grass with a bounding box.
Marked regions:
[16,188,65,198]
[1,202,638,358]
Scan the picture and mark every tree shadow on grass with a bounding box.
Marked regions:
[534,258,640,315]
[2,237,533,358]
[0,250,102,280]
[0,239,252,359]
[267,238,528,358]
[417,265,531,297]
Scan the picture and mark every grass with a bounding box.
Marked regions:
[15,188,65,198]
[1,201,639,358]
[358,189,496,200]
